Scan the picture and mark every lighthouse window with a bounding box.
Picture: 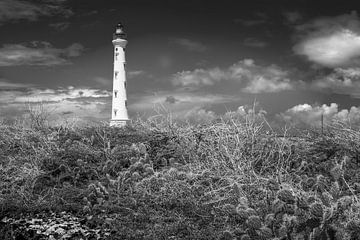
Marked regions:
[115,53,119,60]
[114,109,117,116]
[123,63,126,69]
[125,100,128,107]
[115,71,118,78]
[124,81,127,89]
[116,48,118,51]
[114,90,118,98]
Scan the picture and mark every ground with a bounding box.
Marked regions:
[1,115,360,240]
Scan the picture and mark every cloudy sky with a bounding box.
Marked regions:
[1,0,360,127]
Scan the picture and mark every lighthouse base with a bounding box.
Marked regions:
[110,119,129,127]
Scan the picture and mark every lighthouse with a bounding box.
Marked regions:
[110,23,129,127]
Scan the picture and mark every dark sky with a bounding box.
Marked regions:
[1,0,360,127]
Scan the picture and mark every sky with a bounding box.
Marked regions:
[1,0,360,128]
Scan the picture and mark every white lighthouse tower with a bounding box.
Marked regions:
[110,23,129,127]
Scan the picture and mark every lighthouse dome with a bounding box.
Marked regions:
[113,22,127,40]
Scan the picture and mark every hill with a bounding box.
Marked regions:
[1,115,360,239]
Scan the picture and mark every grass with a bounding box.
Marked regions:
[1,112,360,239]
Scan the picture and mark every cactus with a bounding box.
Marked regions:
[124,171,131,179]
[277,225,287,238]
[310,227,321,240]
[267,178,280,191]
[145,166,155,176]
[277,189,296,203]
[330,164,343,181]
[259,226,273,238]
[130,157,138,165]
[233,228,246,237]
[315,174,327,192]
[138,143,147,154]
[330,181,340,199]
[272,199,285,214]
[240,234,251,240]
[264,213,275,227]
[220,230,233,240]
[320,191,334,207]
[131,171,141,181]
[323,207,333,222]
[310,202,324,218]
[246,215,262,229]
[338,195,353,209]
[238,196,249,208]
[283,203,296,215]
[245,207,257,216]
[222,203,236,215]
[83,205,91,213]
[233,182,242,198]
[237,207,250,219]
[297,196,309,210]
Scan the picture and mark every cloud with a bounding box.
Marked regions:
[0,85,111,123]
[234,12,268,27]
[0,79,33,89]
[172,59,295,93]
[234,19,266,26]
[13,86,111,103]
[293,11,360,67]
[312,68,360,97]
[0,0,72,25]
[129,91,235,123]
[279,103,360,127]
[0,41,84,66]
[243,76,293,94]
[127,70,147,78]
[170,38,207,52]
[130,91,235,113]
[93,77,111,86]
[283,11,303,24]
[243,38,268,48]
[49,21,70,31]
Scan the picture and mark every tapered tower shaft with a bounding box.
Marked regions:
[110,23,129,127]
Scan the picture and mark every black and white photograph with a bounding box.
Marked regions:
[1,0,360,239]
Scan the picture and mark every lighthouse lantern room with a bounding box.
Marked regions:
[110,23,129,127]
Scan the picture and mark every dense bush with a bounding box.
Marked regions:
[1,116,360,239]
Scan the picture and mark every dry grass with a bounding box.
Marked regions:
[0,111,360,239]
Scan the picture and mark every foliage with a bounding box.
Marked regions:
[1,112,360,239]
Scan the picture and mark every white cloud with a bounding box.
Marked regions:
[293,11,360,67]
[279,103,360,127]
[13,86,110,103]
[0,41,84,66]
[0,0,72,25]
[49,21,70,31]
[243,76,293,93]
[172,67,226,87]
[172,59,295,93]
[283,11,302,24]
[127,70,147,78]
[312,68,360,97]
[93,77,111,86]
[130,91,235,113]
[0,85,111,123]
[0,79,33,89]
[170,38,207,52]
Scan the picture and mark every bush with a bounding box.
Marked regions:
[1,114,360,239]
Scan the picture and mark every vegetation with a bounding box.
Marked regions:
[1,110,360,239]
